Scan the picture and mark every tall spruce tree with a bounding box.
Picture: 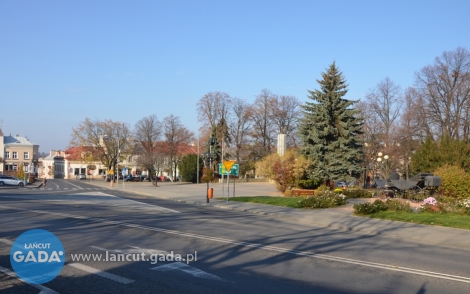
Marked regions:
[299,62,364,181]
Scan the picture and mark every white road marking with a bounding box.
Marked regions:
[56,179,83,190]
[2,205,470,284]
[0,265,60,294]
[91,245,167,256]
[74,192,117,197]
[151,262,221,280]
[68,263,135,284]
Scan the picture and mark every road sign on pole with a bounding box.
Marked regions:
[218,164,239,176]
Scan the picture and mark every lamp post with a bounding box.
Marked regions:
[116,139,120,188]
[363,143,368,188]
[376,152,389,179]
[190,140,200,184]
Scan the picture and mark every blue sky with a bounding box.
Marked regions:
[1,0,469,153]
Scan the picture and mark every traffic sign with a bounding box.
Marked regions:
[223,160,236,172]
[218,163,239,176]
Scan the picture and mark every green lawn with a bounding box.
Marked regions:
[220,196,302,208]
[222,196,470,230]
[366,211,470,230]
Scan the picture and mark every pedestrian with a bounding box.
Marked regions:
[42,177,47,188]
[365,175,371,189]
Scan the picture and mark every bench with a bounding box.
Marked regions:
[290,189,316,197]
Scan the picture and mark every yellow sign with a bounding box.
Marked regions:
[223,160,236,172]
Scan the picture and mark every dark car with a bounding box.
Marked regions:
[124,175,134,182]
[132,175,147,182]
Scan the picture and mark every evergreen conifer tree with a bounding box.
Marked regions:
[299,62,364,181]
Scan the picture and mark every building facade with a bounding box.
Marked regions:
[1,131,39,176]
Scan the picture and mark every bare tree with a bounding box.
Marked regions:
[414,47,470,140]
[196,92,233,132]
[268,95,302,147]
[134,115,162,185]
[365,77,403,148]
[250,89,276,157]
[394,88,428,178]
[162,114,194,180]
[70,118,131,177]
[228,97,252,164]
[357,100,383,179]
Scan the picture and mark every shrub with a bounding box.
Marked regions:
[334,188,343,194]
[179,154,202,183]
[298,191,347,209]
[256,149,313,193]
[298,179,321,189]
[433,165,470,199]
[342,189,373,199]
[316,185,331,192]
[353,200,388,215]
[386,199,412,212]
[272,158,296,192]
[456,199,470,215]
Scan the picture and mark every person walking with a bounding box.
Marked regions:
[42,177,47,188]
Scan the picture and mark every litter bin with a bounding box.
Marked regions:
[208,188,213,199]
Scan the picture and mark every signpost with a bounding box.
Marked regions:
[218,163,239,176]
[218,162,238,201]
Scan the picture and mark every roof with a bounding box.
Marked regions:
[65,146,97,161]
[4,135,35,146]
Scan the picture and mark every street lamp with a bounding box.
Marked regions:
[190,141,200,184]
[376,152,389,180]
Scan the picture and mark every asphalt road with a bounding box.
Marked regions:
[0,180,469,293]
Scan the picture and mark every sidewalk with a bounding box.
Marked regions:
[86,180,470,249]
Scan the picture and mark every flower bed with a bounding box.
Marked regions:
[297,191,347,209]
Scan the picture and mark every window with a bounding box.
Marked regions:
[24,152,29,159]
[12,152,18,159]
[5,152,9,159]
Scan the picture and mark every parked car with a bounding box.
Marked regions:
[132,175,146,182]
[334,181,348,188]
[124,174,134,182]
[76,174,87,180]
[335,180,356,188]
[0,176,27,187]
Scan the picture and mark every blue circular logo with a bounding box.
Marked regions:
[10,229,65,284]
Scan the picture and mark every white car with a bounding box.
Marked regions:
[76,174,87,180]
[0,176,27,187]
